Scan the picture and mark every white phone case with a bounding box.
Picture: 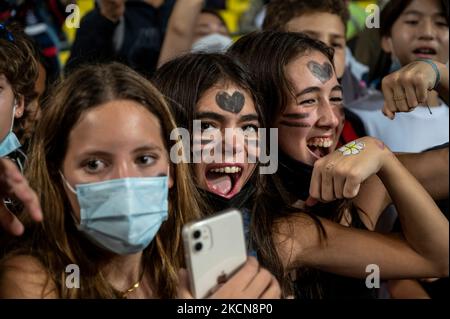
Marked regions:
[182,209,247,299]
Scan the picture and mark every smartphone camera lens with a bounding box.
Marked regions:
[194,242,203,252]
[193,230,201,239]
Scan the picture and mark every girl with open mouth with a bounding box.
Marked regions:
[154,53,265,213]
[229,31,449,299]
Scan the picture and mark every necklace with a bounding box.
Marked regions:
[121,265,146,299]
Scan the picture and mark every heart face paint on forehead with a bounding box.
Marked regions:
[215,91,245,114]
[307,61,333,84]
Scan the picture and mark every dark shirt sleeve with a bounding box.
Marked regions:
[65,9,119,73]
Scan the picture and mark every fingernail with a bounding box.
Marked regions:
[306,197,318,207]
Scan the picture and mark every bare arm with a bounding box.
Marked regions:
[436,62,449,105]
[158,0,204,68]
[353,146,449,227]
[397,146,449,201]
[279,137,448,279]
[0,255,58,298]
[388,279,431,299]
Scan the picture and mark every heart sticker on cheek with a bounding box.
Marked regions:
[215,91,245,114]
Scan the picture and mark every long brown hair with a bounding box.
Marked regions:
[2,62,202,298]
[229,31,362,298]
[153,53,265,213]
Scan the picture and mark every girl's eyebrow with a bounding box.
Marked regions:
[331,85,343,93]
[194,112,224,122]
[295,86,321,98]
[403,10,422,16]
[132,145,163,153]
[238,114,259,123]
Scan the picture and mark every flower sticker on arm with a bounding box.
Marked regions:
[338,141,365,156]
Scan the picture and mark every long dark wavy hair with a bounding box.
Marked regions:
[229,31,366,298]
[153,53,266,214]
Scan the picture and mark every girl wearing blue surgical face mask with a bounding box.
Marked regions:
[0,63,281,299]
[0,63,202,299]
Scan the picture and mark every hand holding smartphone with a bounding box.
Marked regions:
[182,209,247,298]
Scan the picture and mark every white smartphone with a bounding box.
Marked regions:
[182,209,247,299]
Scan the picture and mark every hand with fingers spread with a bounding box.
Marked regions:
[381,60,447,119]
[0,158,42,235]
[307,137,392,204]
[98,0,126,23]
[177,257,281,299]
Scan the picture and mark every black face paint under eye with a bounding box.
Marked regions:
[215,91,245,114]
[307,61,333,84]
[279,121,312,128]
[282,113,310,119]
[279,113,312,128]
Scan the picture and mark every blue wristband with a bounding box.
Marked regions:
[417,59,441,90]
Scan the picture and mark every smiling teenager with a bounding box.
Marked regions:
[153,53,268,212]
[154,52,281,299]
[228,31,449,298]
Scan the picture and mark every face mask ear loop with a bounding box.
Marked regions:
[9,99,17,133]
[59,171,77,194]
[167,166,170,183]
[58,171,82,226]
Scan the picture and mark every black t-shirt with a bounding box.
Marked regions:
[66,1,175,76]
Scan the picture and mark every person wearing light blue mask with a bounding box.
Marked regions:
[0,63,203,299]
[158,2,232,67]
[0,63,281,300]
[0,96,22,158]
[59,173,170,256]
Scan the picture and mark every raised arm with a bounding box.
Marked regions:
[277,137,448,279]
[382,60,449,119]
[66,1,125,72]
[158,0,204,68]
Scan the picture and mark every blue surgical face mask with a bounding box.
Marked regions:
[61,174,169,255]
[0,102,21,157]
[191,33,233,53]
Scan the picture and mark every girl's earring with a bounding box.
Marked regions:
[14,100,22,116]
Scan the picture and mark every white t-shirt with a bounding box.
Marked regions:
[348,91,449,153]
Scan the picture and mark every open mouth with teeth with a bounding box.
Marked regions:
[205,165,244,198]
[306,137,333,159]
[413,47,437,59]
